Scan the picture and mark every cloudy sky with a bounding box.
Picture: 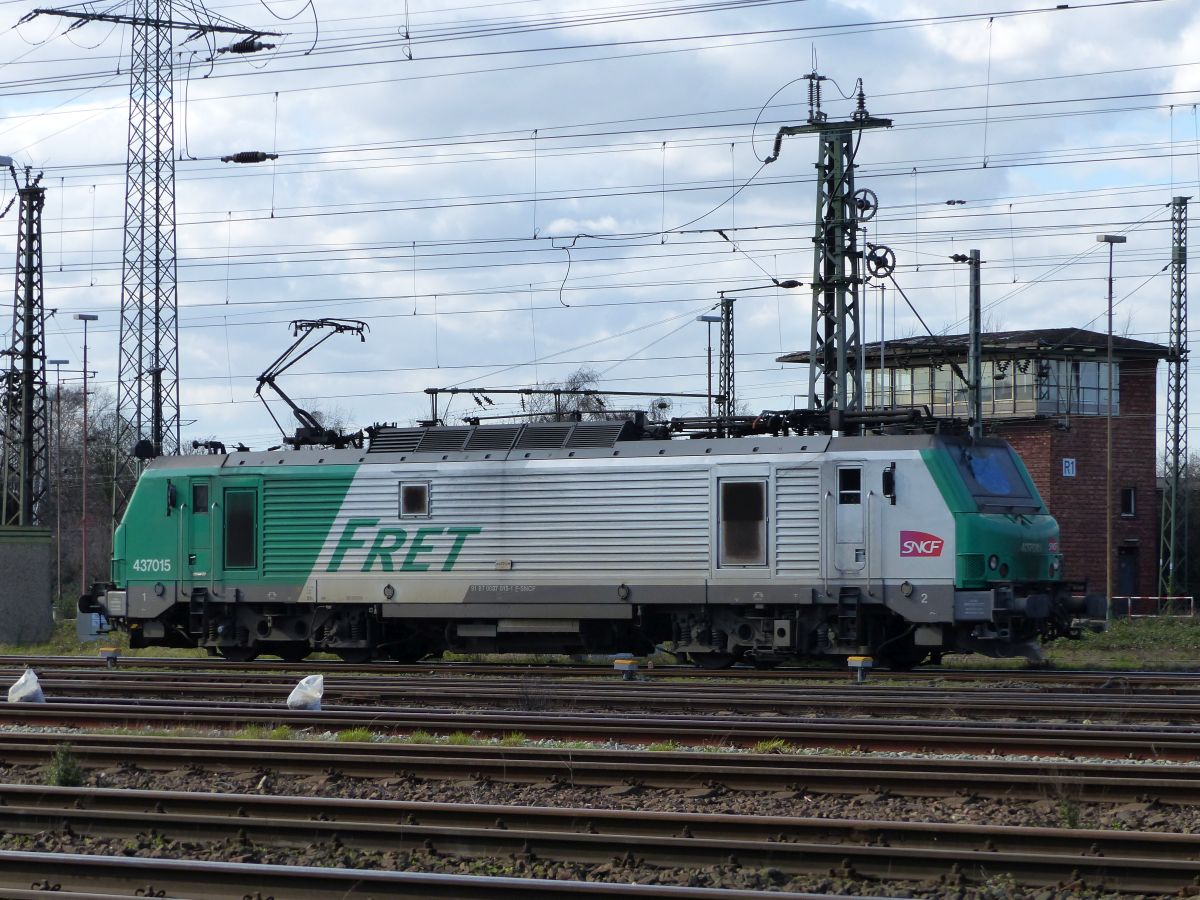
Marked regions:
[0,0,1196,449]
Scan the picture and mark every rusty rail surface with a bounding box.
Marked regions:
[4,732,1200,802]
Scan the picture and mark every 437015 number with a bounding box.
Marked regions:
[131,558,172,573]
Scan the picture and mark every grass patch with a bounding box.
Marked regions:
[499,731,527,747]
[645,740,682,752]
[752,738,794,754]
[336,727,374,743]
[447,731,480,745]
[45,743,84,787]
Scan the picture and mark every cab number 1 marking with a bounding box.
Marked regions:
[132,558,172,573]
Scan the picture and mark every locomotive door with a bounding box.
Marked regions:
[831,464,866,574]
[184,478,214,590]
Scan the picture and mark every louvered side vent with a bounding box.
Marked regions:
[465,425,521,451]
[416,428,472,452]
[565,420,632,448]
[514,424,573,449]
[367,428,423,453]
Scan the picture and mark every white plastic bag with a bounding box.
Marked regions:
[286,674,323,711]
[8,668,44,703]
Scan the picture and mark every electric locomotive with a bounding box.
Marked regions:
[82,415,1104,666]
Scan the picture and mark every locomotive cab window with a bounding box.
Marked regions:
[223,489,257,569]
[399,481,431,518]
[719,480,767,567]
[191,483,209,512]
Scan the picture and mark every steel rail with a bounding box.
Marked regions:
[1,785,1197,892]
[14,674,1200,722]
[3,654,1200,685]
[4,732,1200,802]
[0,850,845,899]
[6,697,1200,756]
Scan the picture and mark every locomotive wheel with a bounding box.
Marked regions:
[688,652,737,670]
[274,642,311,663]
[336,648,374,664]
[217,646,259,663]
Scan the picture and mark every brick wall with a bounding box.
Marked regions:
[996,359,1159,597]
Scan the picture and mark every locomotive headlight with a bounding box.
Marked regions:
[988,554,999,571]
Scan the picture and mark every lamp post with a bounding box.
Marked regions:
[73,314,97,594]
[696,314,721,418]
[1096,234,1126,616]
[48,358,69,610]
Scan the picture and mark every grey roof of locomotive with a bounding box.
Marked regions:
[148,420,974,471]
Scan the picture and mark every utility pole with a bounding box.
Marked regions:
[48,358,68,606]
[0,165,49,528]
[1097,233,1127,612]
[74,314,97,592]
[696,314,721,419]
[966,251,983,438]
[762,74,892,417]
[1160,197,1189,599]
[29,3,278,519]
[718,296,735,423]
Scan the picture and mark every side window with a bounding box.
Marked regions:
[192,483,209,513]
[399,481,431,518]
[719,480,767,567]
[224,489,257,569]
[838,468,862,505]
[1120,487,1136,518]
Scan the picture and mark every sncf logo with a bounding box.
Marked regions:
[900,530,944,558]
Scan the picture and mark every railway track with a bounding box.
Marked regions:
[10,669,1200,725]
[3,731,1200,802]
[4,654,1200,687]
[0,850,831,899]
[0,784,1195,892]
[6,696,1200,756]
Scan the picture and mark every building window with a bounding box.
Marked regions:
[399,481,431,517]
[1120,487,1136,518]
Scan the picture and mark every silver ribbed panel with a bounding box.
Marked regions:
[565,421,630,448]
[367,429,422,453]
[464,426,520,451]
[330,465,710,575]
[514,424,573,449]
[416,428,472,452]
[775,467,821,575]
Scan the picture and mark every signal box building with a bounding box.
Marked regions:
[778,328,1169,598]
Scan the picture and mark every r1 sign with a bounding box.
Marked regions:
[1062,458,1077,478]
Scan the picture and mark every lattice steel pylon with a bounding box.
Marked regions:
[762,75,891,414]
[1159,196,1189,597]
[0,167,49,527]
[31,2,277,518]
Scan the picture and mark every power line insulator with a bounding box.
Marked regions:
[220,151,279,164]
